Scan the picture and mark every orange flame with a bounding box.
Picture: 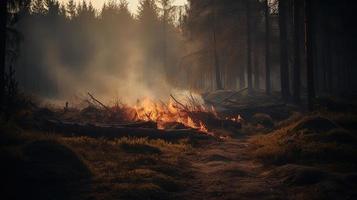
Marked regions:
[133,97,212,133]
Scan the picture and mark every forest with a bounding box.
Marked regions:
[1,0,357,199]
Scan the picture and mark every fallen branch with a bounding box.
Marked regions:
[170,94,190,112]
[87,92,111,112]
[219,87,248,104]
[41,119,211,141]
[116,121,157,129]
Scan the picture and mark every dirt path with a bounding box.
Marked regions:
[180,137,285,200]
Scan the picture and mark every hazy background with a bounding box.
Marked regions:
[13,0,356,107]
[15,0,189,105]
[58,0,187,14]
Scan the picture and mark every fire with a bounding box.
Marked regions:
[226,115,242,123]
[133,97,212,133]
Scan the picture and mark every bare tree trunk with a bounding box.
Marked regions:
[212,1,222,90]
[305,0,315,111]
[162,7,167,70]
[246,0,253,93]
[264,0,271,95]
[0,0,7,107]
[278,0,291,100]
[292,0,301,103]
[254,51,260,90]
[239,65,246,89]
[213,27,222,90]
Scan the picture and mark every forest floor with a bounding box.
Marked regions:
[1,95,357,200]
[179,137,283,200]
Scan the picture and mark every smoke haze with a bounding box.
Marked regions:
[16,0,187,105]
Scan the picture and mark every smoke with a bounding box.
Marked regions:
[39,35,175,105]
[16,3,186,106]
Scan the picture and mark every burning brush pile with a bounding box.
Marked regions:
[38,92,242,139]
[132,94,242,135]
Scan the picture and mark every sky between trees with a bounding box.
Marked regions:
[58,0,188,14]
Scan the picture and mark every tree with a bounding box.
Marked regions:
[212,0,222,90]
[117,0,132,23]
[138,0,159,23]
[0,0,7,106]
[246,0,253,92]
[66,0,76,19]
[292,0,301,103]
[32,0,46,15]
[45,0,60,17]
[278,0,290,100]
[137,0,161,68]
[264,0,271,94]
[158,0,174,70]
[77,0,95,20]
[59,4,66,17]
[0,0,29,110]
[305,0,315,110]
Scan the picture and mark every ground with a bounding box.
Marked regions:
[1,96,357,200]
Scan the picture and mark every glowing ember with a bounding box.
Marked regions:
[226,115,242,123]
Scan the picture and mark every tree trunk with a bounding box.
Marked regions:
[212,2,222,90]
[305,0,315,111]
[264,0,271,95]
[0,0,7,107]
[292,0,301,103]
[239,64,246,89]
[162,8,167,70]
[254,51,260,90]
[278,0,290,100]
[246,0,253,93]
[213,27,222,90]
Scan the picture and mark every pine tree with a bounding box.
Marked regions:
[118,0,133,23]
[158,0,174,70]
[45,0,60,17]
[32,0,46,15]
[66,0,76,19]
[292,0,301,103]
[278,0,291,101]
[77,0,95,20]
[246,0,253,93]
[0,0,7,106]
[138,0,159,23]
[305,0,315,110]
[59,4,67,17]
[87,2,95,18]
[264,0,271,95]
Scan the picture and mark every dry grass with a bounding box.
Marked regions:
[250,113,357,199]
[250,113,357,167]
[61,136,191,199]
[0,120,192,200]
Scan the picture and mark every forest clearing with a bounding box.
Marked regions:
[1,0,357,199]
[2,91,357,199]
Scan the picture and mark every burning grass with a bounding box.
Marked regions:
[52,92,243,139]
